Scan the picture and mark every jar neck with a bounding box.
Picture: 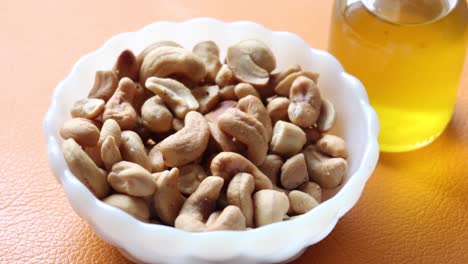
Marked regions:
[347,0,459,24]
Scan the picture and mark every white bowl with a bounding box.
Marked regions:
[44,18,379,264]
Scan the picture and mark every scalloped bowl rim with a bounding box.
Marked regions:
[43,18,379,263]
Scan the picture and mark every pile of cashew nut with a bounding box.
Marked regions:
[60,39,349,232]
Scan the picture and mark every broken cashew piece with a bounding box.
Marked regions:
[236,95,272,141]
[88,70,119,101]
[227,173,255,227]
[157,111,210,167]
[102,77,138,130]
[210,152,273,190]
[139,46,206,84]
[226,39,276,86]
[145,77,199,119]
[302,145,347,189]
[254,189,289,227]
[103,194,150,221]
[60,118,100,147]
[153,168,186,225]
[317,99,336,132]
[270,121,306,158]
[288,76,322,128]
[108,161,156,197]
[191,85,220,114]
[177,164,207,195]
[280,153,309,190]
[193,41,222,82]
[141,95,173,133]
[101,136,122,171]
[288,190,319,215]
[298,182,322,203]
[275,71,320,96]
[113,49,139,81]
[234,83,261,99]
[148,146,166,173]
[317,135,348,159]
[267,97,290,124]
[258,154,284,186]
[120,130,152,171]
[218,108,268,165]
[70,98,105,119]
[62,139,109,198]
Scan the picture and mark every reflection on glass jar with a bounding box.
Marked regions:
[329,0,468,152]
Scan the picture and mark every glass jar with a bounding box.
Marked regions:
[329,0,468,152]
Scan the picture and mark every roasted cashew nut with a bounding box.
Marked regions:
[226,39,276,86]
[157,111,210,167]
[177,164,207,195]
[120,130,152,171]
[317,134,348,159]
[98,119,121,147]
[139,46,206,84]
[148,146,166,173]
[70,98,105,119]
[191,85,220,114]
[274,71,320,96]
[218,108,268,165]
[193,41,222,82]
[288,190,319,215]
[153,168,186,225]
[258,154,284,186]
[101,136,122,171]
[298,181,322,203]
[253,189,289,227]
[270,121,306,158]
[302,145,347,189]
[288,76,322,128]
[234,83,261,99]
[210,152,273,190]
[145,77,199,119]
[62,139,109,198]
[280,153,309,190]
[266,97,290,124]
[317,99,336,132]
[108,161,155,197]
[103,194,150,221]
[219,84,237,100]
[60,118,100,147]
[215,64,236,88]
[204,101,239,152]
[141,95,173,133]
[236,95,272,142]
[102,77,138,130]
[113,49,139,81]
[136,40,182,67]
[227,173,255,227]
[88,70,119,101]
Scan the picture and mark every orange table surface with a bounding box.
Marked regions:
[1,0,467,263]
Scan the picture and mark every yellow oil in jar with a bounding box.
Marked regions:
[329,0,467,152]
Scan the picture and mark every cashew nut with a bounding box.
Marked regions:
[62,139,109,198]
[227,173,255,227]
[288,190,319,215]
[302,145,347,189]
[60,118,100,147]
[270,121,306,158]
[204,100,237,122]
[219,85,237,100]
[120,130,152,171]
[204,102,239,153]
[205,205,246,231]
[280,153,309,190]
[101,136,122,171]
[275,71,320,96]
[153,168,186,225]
[288,76,322,128]
[304,126,322,146]
[113,49,139,81]
[191,85,220,114]
[70,98,105,119]
[218,108,268,165]
[145,77,199,119]
[98,119,121,147]
[108,161,156,197]
[317,99,336,132]
[258,154,284,186]
[88,70,119,101]
[157,111,210,167]
[148,146,166,173]
[177,164,207,195]
[236,95,272,141]
[174,176,224,232]
[269,65,302,91]
[84,146,104,168]
[103,194,150,221]
[234,83,261,99]
[298,181,322,203]
[172,118,184,131]
[253,189,289,227]
[205,211,221,226]
[102,77,138,130]
[226,39,276,86]
[139,46,206,84]
[317,135,348,159]
[267,97,290,124]
[136,40,182,66]
[210,152,272,190]
[193,41,222,82]
[141,95,173,133]
[215,64,235,88]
